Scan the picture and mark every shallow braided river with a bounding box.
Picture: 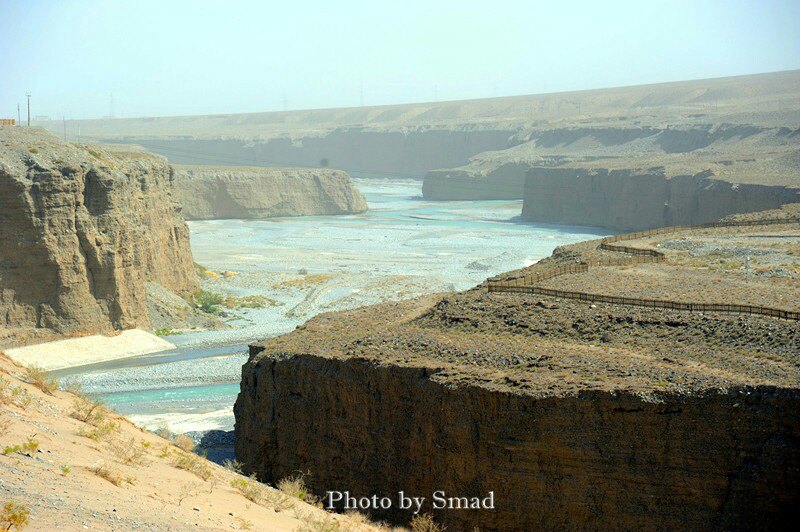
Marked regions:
[56,178,606,432]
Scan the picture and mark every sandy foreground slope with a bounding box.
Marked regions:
[0,353,379,531]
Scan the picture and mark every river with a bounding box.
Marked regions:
[56,178,607,432]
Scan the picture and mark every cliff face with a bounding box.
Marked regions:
[421,125,800,204]
[172,165,368,220]
[0,127,198,346]
[422,162,531,200]
[235,288,799,531]
[520,167,800,231]
[130,127,516,178]
[236,350,798,531]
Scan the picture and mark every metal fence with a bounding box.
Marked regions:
[487,216,800,320]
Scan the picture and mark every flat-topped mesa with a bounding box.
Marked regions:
[172,164,368,220]
[235,217,800,530]
[0,127,198,347]
[235,297,799,530]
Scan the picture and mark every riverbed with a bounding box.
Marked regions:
[57,178,607,432]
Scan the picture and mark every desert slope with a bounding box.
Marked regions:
[0,353,378,531]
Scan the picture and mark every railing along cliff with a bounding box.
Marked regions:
[488,217,800,321]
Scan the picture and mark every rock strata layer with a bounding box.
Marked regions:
[0,127,197,347]
[235,255,799,530]
[236,351,798,531]
[521,166,800,231]
[172,165,368,220]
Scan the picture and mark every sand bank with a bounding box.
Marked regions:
[129,407,234,433]
[4,329,175,371]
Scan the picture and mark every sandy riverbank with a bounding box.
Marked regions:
[4,330,175,371]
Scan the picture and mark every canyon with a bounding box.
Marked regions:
[0,128,198,348]
[40,70,800,230]
[426,123,800,229]
[235,213,800,530]
[10,71,800,531]
[173,164,367,220]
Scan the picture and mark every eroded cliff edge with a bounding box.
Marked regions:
[173,164,368,220]
[424,124,800,230]
[521,165,800,231]
[236,217,800,530]
[0,127,198,347]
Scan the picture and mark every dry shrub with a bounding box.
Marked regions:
[173,434,195,452]
[172,451,212,481]
[1,445,20,456]
[157,444,172,458]
[411,514,445,532]
[295,510,341,532]
[21,437,38,454]
[107,436,147,466]
[4,437,39,456]
[344,510,372,524]
[0,416,10,437]
[70,396,108,425]
[78,419,118,441]
[154,424,175,441]
[1,501,30,531]
[24,365,58,395]
[223,458,243,474]
[264,488,295,512]
[1,378,32,409]
[230,475,264,503]
[235,517,254,530]
[90,462,123,486]
[0,377,10,405]
[230,474,295,511]
[10,387,32,409]
[277,472,317,504]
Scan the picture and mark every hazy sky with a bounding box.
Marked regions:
[1,0,799,120]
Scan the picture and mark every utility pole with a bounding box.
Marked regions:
[26,91,31,126]
[17,103,21,126]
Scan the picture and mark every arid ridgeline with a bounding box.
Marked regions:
[42,70,800,230]
[236,213,800,531]
[0,127,198,347]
